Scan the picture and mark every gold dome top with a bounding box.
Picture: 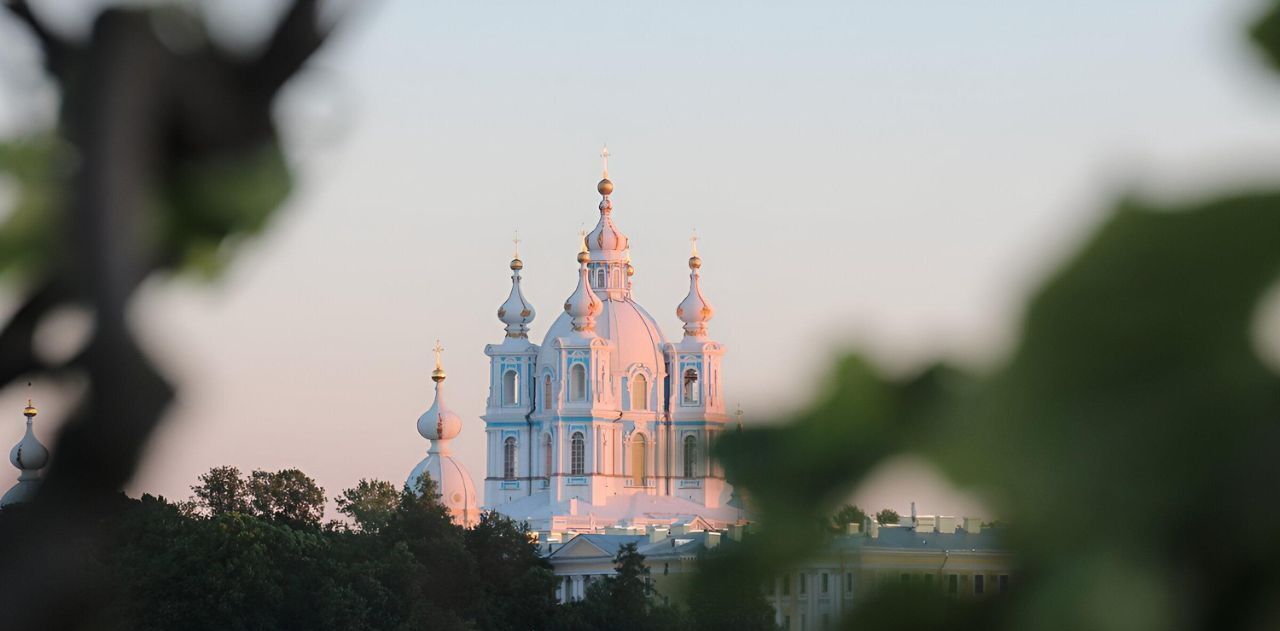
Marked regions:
[510,257,523,271]
[22,399,36,418]
[431,340,446,382]
[577,229,591,264]
[597,178,613,196]
[688,255,702,270]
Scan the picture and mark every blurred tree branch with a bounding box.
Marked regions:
[0,1,344,629]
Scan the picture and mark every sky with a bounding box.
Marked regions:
[2,0,1280,519]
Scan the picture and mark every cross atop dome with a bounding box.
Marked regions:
[432,339,446,382]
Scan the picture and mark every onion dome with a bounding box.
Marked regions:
[586,146,629,262]
[676,232,714,337]
[498,234,536,338]
[407,341,478,527]
[418,341,462,445]
[1,399,49,507]
[564,234,603,332]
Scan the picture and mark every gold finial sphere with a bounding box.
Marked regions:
[597,178,613,196]
[23,399,37,418]
[510,258,524,271]
[689,255,702,270]
[626,263,635,277]
[577,250,591,264]
[431,369,446,383]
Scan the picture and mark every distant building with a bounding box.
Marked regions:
[1,399,48,507]
[545,511,1015,631]
[770,516,1013,630]
[408,149,747,535]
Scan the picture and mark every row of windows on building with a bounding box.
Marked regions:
[498,366,702,409]
[501,433,702,480]
[775,571,1012,598]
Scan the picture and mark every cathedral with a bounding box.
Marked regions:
[408,152,745,537]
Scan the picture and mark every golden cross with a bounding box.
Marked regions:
[600,145,610,179]
[690,229,699,257]
[579,227,588,253]
[513,230,521,259]
[433,339,444,370]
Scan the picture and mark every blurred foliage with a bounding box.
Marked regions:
[0,135,63,280]
[874,509,899,525]
[0,136,290,281]
[710,5,1280,628]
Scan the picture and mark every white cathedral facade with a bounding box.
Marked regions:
[408,156,746,536]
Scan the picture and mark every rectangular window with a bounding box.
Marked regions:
[948,574,958,595]
[999,574,1009,593]
[974,574,985,595]
[784,616,790,630]
[845,572,853,593]
[782,575,790,596]
[821,573,829,593]
[799,573,806,594]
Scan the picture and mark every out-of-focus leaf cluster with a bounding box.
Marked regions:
[710,5,1280,630]
[0,135,64,279]
[0,134,290,282]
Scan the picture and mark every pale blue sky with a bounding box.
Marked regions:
[2,0,1279,517]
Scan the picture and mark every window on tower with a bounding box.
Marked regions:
[503,437,517,479]
[570,432,585,475]
[543,375,553,409]
[683,435,697,478]
[502,369,519,406]
[543,433,552,478]
[595,267,606,288]
[631,434,647,484]
[570,364,587,401]
[682,368,700,404]
[630,374,648,411]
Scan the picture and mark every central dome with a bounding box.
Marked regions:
[539,297,668,379]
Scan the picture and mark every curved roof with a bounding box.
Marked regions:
[538,297,668,378]
[408,453,479,527]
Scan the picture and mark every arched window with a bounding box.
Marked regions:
[570,432,585,476]
[683,435,697,478]
[595,267,606,288]
[503,437,518,479]
[682,368,700,404]
[631,434,647,484]
[502,370,518,406]
[630,374,648,411]
[570,363,587,401]
[542,433,553,478]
